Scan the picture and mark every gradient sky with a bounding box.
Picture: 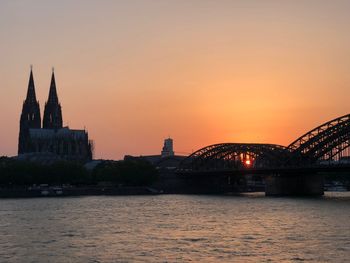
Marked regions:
[1,0,350,159]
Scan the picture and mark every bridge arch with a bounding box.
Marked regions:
[178,143,297,172]
[288,114,350,161]
[178,113,350,172]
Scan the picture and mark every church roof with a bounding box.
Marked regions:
[29,127,87,139]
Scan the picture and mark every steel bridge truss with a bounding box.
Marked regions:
[179,143,306,172]
[288,114,350,161]
[178,114,350,172]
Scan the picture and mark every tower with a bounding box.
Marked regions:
[43,69,63,129]
[161,138,174,157]
[18,68,92,161]
[18,68,41,154]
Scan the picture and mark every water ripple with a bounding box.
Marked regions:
[0,193,349,262]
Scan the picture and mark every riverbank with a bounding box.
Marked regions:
[0,186,162,198]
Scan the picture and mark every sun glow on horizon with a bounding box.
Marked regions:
[1,1,350,159]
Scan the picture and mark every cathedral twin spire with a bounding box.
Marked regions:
[18,68,92,160]
[21,68,63,131]
[20,68,41,131]
[43,69,63,129]
[26,69,38,104]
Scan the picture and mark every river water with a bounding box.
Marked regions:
[0,193,349,262]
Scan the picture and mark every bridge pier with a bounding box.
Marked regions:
[265,173,324,196]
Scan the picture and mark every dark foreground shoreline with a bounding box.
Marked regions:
[1,185,348,198]
[0,186,162,198]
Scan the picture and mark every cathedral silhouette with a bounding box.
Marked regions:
[18,68,93,162]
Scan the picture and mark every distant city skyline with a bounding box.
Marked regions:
[1,0,350,159]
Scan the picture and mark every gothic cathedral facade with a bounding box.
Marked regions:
[18,69,93,162]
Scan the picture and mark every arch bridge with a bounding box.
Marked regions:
[176,114,350,195]
[288,114,350,162]
[178,114,350,173]
[178,143,311,173]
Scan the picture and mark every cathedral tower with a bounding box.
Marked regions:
[18,68,41,154]
[18,68,92,161]
[43,69,63,129]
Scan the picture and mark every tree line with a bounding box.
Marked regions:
[0,157,158,186]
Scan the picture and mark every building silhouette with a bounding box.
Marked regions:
[161,138,174,157]
[124,138,184,168]
[18,68,93,162]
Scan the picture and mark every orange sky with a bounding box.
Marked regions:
[1,0,350,159]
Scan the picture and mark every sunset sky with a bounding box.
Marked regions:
[1,0,350,159]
